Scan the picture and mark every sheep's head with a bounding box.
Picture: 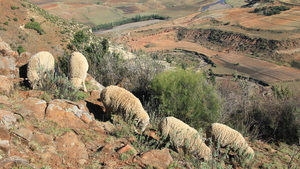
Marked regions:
[135,115,150,133]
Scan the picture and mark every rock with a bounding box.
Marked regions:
[117,144,136,155]
[18,97,47,119]
[0,76,14,95]
[0,110,17,129]
[103,160,117,167]
[0,95,9,105]
[56,132,88,160]
[32,131,54,146]
[45,99,88,128]
[13,128,33,141]
[98,121,115,134]
[40,145,62,166]
[0,124,10,140]
[138,148,173,169]
[100,144,116,154]
[86,74,105,91]
[0,140,10,158]
[0,56,16,76]
[16,52,31,67]
[90,90,101,100]
[0,40,19,58]
[88,120,106,134]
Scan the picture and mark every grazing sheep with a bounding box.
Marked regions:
[100,85,150,132]
[158,116,212,161]
[206,123,255,158]
[69,52,89,92]
[27,51,55,89]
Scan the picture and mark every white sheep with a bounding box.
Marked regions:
[158,116,212,161]
[27,51,55,89]
[69,52,89,92]
[206,123,255,158]
[100,85,150,132]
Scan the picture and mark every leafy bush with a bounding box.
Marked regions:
[25,22,45,35]
[17,46,25,54]
[11,6,19,10]
[36,70,88,102]
[150,68,222,129]
[65,30,164,94]
[218,77,300,144]
[0,26,7,31]
[253,5,290,16]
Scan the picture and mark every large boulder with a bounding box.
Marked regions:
[56,131,88,165]
[18,97,47,120]
[0,75,14,95]
[45,99,90,128]
[137,148,174,169]
[0,110,17,129]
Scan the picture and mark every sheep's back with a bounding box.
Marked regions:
[27,51,55,81]
[208,123,248,149]
[100,85,143,115]
[69,52,88,78]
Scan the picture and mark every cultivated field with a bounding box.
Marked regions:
[28,0,215,26]
[115,4,300,91]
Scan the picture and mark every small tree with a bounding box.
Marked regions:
[150,68,222,129]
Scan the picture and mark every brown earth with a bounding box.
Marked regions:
[0,0,72,57]
[113,5,300,87]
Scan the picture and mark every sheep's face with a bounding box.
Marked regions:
[136,118,149,133]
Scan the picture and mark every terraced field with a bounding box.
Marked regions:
[28,0,214,26]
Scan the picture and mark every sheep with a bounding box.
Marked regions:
[69,52,89,92]
[158,116,212,161]
[100,85,150,132]
[206,123,255,159]
[27,51,55,89]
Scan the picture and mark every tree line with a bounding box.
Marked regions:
[92,14,170,31]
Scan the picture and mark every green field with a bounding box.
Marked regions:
[29,0,213,26]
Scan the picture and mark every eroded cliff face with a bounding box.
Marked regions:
[177,27,300,62]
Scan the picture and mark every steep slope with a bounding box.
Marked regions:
[0,0,90,57]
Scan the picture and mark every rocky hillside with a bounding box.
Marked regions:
[0,0,91,57]
[1,33,300,169]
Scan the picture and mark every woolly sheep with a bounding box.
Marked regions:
[206,123,255,158]
[158,116,212,161]
[27,51,55,89]
[69,52,89,92]
[100,85,150,132]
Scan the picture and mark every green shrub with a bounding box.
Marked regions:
[11,6,18,10]
[0,26,7,31]
[13,18,18,21]
[36,70,88,102]
[218,78,300,144]
[150,68,222,129]
[4,21,8,25]
[25,22,45,35]
[17,46,25,54]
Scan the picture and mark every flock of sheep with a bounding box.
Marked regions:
[27,51,89,91]
[26,51,255,162]
[99,85,255,162]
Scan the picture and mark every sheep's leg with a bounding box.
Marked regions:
[82,81,87,92]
